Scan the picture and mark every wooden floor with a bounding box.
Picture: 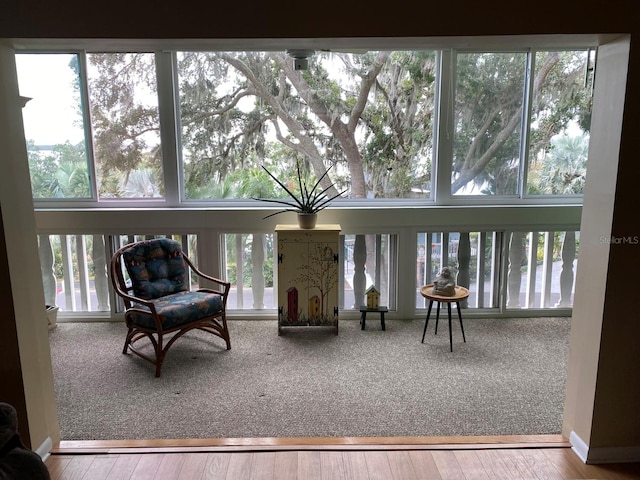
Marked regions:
[45,436,640,480]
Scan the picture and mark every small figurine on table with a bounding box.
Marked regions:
[432,266,456,296]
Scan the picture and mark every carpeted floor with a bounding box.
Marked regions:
[48,317,570,440]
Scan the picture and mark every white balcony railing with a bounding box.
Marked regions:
[35,205,580,320]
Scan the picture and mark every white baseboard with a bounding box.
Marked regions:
[570,431,589,462]
[570,430,640,464]
[35,436,53,462]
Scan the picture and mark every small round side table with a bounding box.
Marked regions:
[420,284,470,352]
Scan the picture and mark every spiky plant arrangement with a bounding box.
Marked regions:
[255,161,346,219]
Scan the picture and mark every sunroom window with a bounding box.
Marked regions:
[86,53,164,199]
[17,52,164,201]
[526,50,593,196]
[451,49,592,198]
[16,53,92,199]
[17,47,592,206]
[176,51,437,202]
[453,52,527,196]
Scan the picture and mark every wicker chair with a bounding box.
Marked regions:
[110,238,231,377]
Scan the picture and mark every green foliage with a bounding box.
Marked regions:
[453,52,527,195]
[24,48,590,202]
[29,141,90,198]
[86,53,163,198]
[453,50,591,195]
[528,134,588,195]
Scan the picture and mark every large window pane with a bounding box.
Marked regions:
[453,52,527,196]
[86,53,164,199]
[526,50,592,195]
[16,53,92,199]
[176,51,435,202]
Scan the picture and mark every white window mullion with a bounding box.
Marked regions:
[155,51,180,206]
[519,50,535,198]
[434,49,454,205]
[78,51,100,202]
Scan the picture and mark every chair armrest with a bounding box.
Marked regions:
[182,255,231,298]
[117,290,158,313]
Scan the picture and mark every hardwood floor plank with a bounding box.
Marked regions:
[453,450,491,480]
[364,451,394,480]
[203,452,231,479]
[431,451,465,480]
[55,454,96,480]
[224,452,253,480]
[78,455,118,480]
[408,451,442,480]
[154,453,185,480]
[273,451,298,480]
[474,449,523,480]
[44,445,640,480]
[386,450,419,480]
[542,448,590,478]
[129,453,164,480]
[46,455,73,480]
[493,449,533,479]
[320,451,349,480]
[104,454,143,480]
[176,453,208,480]
[516,449,565,480]
[250,451,276,480]
[343,451,370,480]
[298,451,321,479]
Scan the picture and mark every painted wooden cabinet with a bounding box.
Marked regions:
[275,224,341,335]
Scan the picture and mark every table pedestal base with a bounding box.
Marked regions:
[420,284,469,352]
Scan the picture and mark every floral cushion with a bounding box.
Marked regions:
[128,290,225,330]
[122,238,188,300]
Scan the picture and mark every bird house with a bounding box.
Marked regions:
[365,285,380,308]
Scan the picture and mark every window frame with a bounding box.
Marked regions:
[18,39,595,211]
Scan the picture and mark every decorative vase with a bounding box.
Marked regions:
[297,213,317,229]
[46,305,59,330]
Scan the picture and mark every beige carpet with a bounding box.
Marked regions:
[49,317,570,440]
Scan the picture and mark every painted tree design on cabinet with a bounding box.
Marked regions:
[276,224,341,335]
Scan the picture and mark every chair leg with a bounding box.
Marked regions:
[122,327,133,354]
[447,302,453,352]
[457,302,466,342]
[422,301,433,343]
[221,316,232,349]
[154,334,165,377]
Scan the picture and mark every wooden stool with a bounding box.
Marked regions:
[359,306,388,331]
[420,284,469,351]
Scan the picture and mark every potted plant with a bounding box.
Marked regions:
[255,160,346,229]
